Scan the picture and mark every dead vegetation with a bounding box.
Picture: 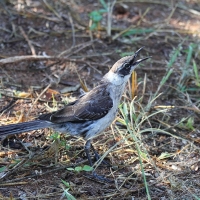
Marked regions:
[0,0,200,199]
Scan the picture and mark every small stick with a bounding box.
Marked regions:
[19,26,36,56]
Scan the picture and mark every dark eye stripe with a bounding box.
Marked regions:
[117,63,131,76]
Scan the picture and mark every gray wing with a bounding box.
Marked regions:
[39,84,113,123]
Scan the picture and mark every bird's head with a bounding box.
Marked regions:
[104,47,150,85]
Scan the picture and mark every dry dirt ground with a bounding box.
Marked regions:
[0,0,200,199]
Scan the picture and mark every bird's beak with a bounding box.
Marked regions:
[129,47,151,68]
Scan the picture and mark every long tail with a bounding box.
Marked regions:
[0,120,53,136]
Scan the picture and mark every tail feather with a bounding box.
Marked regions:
[0,120,53,136]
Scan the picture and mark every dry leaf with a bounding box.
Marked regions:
[16,92,32,98]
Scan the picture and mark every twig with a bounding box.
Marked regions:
[0,182,28,186]
[165,4,177,23]
[0,55,110,71]
[68,12,76,47]
[19,26,36,55]
[0,55,76,65]
[58,39,97,57]
[27,84,51,116]
[1,159,27,180]
[0,55,51,65]
[107,0,116,36]
[43,0,62,19]
[0,99,16,114]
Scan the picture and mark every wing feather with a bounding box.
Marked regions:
[40,84,113,123]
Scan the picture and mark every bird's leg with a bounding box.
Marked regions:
[84,140,103,165]
[85,140,111,167]
[84,140,113,183]
[84,140,93,166]
[90,144,111,167]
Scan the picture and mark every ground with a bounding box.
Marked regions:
[0,0,200,199]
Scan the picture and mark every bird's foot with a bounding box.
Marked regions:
[93,153,112,167]
[85,171,113,183]
[84,140,111,167]
[91,144,112,167]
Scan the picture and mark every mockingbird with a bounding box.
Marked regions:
[0,47,150,180]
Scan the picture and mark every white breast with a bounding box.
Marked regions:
[85,82,126,140]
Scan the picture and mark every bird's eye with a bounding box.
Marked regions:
[124,63,130,69]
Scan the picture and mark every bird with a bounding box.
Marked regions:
[0,47,150,180]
